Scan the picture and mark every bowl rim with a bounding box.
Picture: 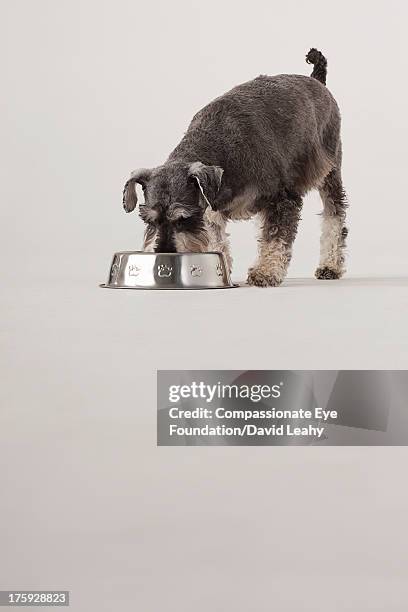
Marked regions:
[111,251,225,256]
[99,283,237,290]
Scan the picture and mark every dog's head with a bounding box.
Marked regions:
[122,161,223,252]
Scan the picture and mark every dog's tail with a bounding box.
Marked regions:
[306,48,327,85]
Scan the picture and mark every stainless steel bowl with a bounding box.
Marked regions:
[100,252,235,290]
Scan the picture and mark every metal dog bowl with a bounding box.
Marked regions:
[100,252,235,290]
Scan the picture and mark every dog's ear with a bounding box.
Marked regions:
[188,162,224,209]
[123,168,152,213]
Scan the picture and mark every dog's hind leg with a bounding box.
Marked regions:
[248,194,302,287]
[315,168,348,280]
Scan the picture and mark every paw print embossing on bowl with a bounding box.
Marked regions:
[190,265,203,277]
[128,265,140,277]
[110,262,120,282]
[216,263,224,277]
[157,264,173,278]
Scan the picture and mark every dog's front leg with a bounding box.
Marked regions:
[205,210,233,273]
[248,195,302,287]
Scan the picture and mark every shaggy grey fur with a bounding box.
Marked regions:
[123,48,348,286]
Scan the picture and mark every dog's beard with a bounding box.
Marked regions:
[174,229,210,252]
[143,225,158,252]
[142,221,216,253]
[142,227,209,253]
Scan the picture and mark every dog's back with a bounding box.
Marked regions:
[170,52,341,197]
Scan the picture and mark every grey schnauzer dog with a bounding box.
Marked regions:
[123,48,347,286]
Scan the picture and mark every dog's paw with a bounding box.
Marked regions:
[247,267,283,287]
[315,266,341,280]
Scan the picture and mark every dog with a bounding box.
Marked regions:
[123,48,347,287]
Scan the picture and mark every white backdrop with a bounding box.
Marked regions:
[1,0,408,283]
[2,3,408,612]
